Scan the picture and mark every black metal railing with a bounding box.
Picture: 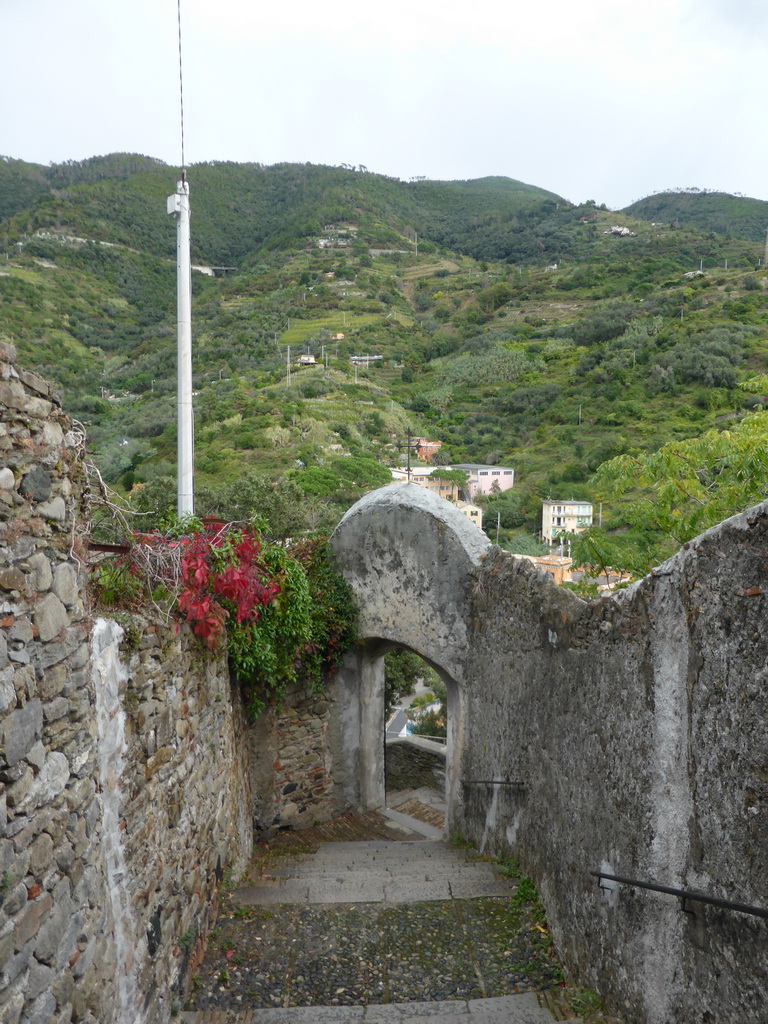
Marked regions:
[461,779,525,790]
[591,871,768,920]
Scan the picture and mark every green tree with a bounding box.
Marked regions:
[407,680,447,739]
[594,410,768,572]
[502,530,548,555]
[384,650,441,718]
[130,472,312,540]
[384,649,420,718]
[429,468,468,493]
[485,490,526,529]
[568,528,648,591]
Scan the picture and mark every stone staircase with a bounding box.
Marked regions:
[232,840,513,906]
[181,826,575,1024]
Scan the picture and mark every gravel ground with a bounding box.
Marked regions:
[185,896,562,1013]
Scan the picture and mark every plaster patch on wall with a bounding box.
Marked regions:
[506,810,523,848]
[480,780,500,854]
[643,576,692,1024]
[93,618,148,1024]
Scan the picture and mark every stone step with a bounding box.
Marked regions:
[271,852,476,874]
[234,876,512,905]
[382,807,443,839]
[306,841,464,862]
[189,831,568,1021]
[264,842,476,871]
[180,991,567,1023]
[233,841,512,905]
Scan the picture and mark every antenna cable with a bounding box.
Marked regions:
[177,0,186,179]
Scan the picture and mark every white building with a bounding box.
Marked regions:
[541,500,593,544]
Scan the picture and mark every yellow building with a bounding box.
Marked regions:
[390,468,460,501]
[454,500,483,531]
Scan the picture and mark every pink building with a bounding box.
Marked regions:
[451,464,515,500]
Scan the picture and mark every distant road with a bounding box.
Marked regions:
[386,709,408,739]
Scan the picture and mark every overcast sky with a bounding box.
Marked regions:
[4,0,767,210]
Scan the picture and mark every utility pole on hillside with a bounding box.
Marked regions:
[167,176,194,518]
[168,0,193,517]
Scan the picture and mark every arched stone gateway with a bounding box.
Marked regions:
[328,482,490,823]
[329,482,768,1024]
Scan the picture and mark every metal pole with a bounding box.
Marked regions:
[167,178,194,517]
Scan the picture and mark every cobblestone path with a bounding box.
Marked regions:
[180,810,573,1024]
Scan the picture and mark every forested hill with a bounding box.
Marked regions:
[624,190,768,243]
[0,155,568,266]
[5,155,768,266]
[1,152,767,560]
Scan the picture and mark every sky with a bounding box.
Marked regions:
[4,0,768,210]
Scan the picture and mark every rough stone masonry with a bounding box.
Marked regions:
[0,344,253,1024]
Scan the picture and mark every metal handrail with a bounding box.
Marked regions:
[591,871,768,920]
[461,779,525,789]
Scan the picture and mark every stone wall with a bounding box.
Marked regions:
[459,524,768,1024]
[331,484,768,1024]
[104,616,252,1023]
[0,344,252,1024]
[0,342,112,1024]
[385,738,446,794]
[246,682,335,836]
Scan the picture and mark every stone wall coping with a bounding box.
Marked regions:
[386,734,447,757]
[333,482,492,566]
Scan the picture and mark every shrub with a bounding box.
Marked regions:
[102,522,357,719]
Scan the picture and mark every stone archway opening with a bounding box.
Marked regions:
[329,638,458,833]
[383,644,450,834]
[327,482,491,834]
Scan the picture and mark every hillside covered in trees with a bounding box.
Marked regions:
[623,189,768,244]
[2,154,767,556]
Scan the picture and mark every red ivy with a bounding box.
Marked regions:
[180,528,280,646]
[136,526,281,648]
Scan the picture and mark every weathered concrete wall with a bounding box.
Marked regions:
[331,483,489,823]
[331,484,490,679]
[460,520,768,1024]
[331,483,768,1024]
[0,344,252,1024]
